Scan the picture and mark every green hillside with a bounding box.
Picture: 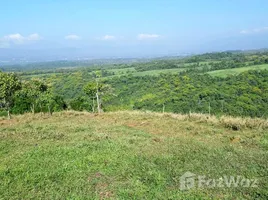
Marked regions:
[208,64,268,77]
[1,111,267,199]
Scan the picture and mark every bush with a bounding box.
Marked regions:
[0,110,7,117]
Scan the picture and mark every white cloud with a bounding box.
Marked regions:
[240,27,268,34]
[65,34,81,40]
[4,33,25,44]
[138,34,160,40]
[28,33,42,41]
[100,35,116,40]
[1,33,42,45]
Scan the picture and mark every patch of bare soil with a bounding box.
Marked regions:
[0,119,17,126]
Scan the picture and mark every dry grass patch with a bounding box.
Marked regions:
[106,110,268,130]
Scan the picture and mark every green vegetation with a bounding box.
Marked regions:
[0,111,267,199]
[208,64,268,77]
[104,71,268,117]
[1,51,268,199]
[0,73,21,119]
[133,68,185,76]
[0,74,67,117]
[2,50,268,118]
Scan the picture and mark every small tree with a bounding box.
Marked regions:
[83,71,114,113]
[83,81,99,113]
[95,71,102,113]
[38,92,55,115]
[0,72,21,119]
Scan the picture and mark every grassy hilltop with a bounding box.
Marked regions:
[0,111,268,199]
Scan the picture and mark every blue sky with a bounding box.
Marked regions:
[0,0,268,57]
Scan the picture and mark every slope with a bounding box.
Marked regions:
[0,111,267,199]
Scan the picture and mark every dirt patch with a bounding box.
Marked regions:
[0,119,17,126]
[126,123,138,128]
[87,172,114,199]
[230,136,241,143]
[152,138,161,143]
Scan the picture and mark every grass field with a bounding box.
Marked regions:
[108,67,136,74]
[108,63,268,77]
[208,64,268,77]
[105,68,186,78]
[0,111,267,199]
[21,67,184,80]
[133,68,186,76]
[130,61,211,76]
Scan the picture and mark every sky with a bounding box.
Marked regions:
[0,0,268,58]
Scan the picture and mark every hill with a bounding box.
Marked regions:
[3,50,267,119]
[1,111,267,199]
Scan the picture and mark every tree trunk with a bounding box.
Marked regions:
[208,102,211,116]
[31,104,35,114]
[48,105,52,115]
[4,98,11,119]
[96,92,101,114]
[39,103,43,115]
[96,79,101,114]
[7,109,11,120]
[92,98,95,113]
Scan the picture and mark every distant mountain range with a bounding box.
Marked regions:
[1,47,268,68]
[0,47,189,66]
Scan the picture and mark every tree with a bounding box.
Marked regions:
[70,96,91,111]
[12,79,66,115]
[20,79,48,114]
[38,92,54,115]
[83,71,103,113]
[0,72,21,119]
[83,71,114,113]
[83,81,99,113]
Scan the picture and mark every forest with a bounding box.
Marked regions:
[1,50,268,118]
